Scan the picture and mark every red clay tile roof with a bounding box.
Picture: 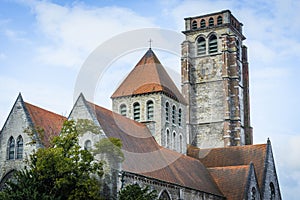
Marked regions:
[25,102,66,147]
[187,144,267,192]
[111,49,186,104]
[208,165,250,200]
[86,102,222,196]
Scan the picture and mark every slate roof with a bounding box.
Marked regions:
[25,102,66,147]
[86,101,223,196]
[187,144,268,193]
[208,165,251,200]
[111,49,186,104]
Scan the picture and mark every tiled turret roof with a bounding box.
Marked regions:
[111,49,186,104]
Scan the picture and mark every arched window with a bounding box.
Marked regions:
[217,16,223,25]
[251,187,256,200]
[84,140,92,151]
[120,104,127,116]
[200,19,206,28]
[178,108,182,126]
[209,17,214,27]
[165,102,169,121]
[159,190,171,200]
[179,135,183,153]
[197,37,206,55]
[209,34,218,54]
[173,132,176,150]
[166,129,170,148]
[16,136,23,159]
[7,136,15,160]
[172,105,176,124]
[133,102,140,121]
[191,20,197,29]
[146,100,154,120]
[270,182,275,200]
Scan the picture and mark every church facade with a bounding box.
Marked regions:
[0,10,281,200]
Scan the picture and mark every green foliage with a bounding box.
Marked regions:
[93,137,124,163]
[0,120,104,200]
[119,184,158,200]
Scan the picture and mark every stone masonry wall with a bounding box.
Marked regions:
[0,96,37,181]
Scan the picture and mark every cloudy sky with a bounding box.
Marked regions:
[0,0,299,198]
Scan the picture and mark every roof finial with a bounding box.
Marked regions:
[148,38,152,49]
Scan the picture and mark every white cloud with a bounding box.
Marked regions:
[29,1,156,68]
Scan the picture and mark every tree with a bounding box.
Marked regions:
[0,120,104,200]
[119,184,158,200]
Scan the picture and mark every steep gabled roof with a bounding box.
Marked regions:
[85,101,222,196]
[208,165,251,200]
[111,49,186,104]
[24,102,66,147]
[187,144,268,192]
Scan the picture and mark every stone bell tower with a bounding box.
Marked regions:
[181,10,253,148]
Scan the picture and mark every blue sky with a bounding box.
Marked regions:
[1,0,300,198]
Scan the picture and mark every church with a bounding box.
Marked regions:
[0,10,281,199]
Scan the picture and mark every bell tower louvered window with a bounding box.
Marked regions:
[217,16,223,25]
[120,104,127,116]
[209,17,214,27]
[209,34,218,54]
[200,19,206,28]
[197,37,206,55]
[133,102,140,121]
[146,100,154,120]
[191,20,197,30]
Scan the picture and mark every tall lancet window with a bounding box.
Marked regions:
[16,135,23,159]
[133,102,140,121]
[165,102,169,121]
[178,108,182,126]
[172,105,176,124]
[8,136,15,160]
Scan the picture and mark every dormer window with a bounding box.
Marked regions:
[192,20,197,30]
